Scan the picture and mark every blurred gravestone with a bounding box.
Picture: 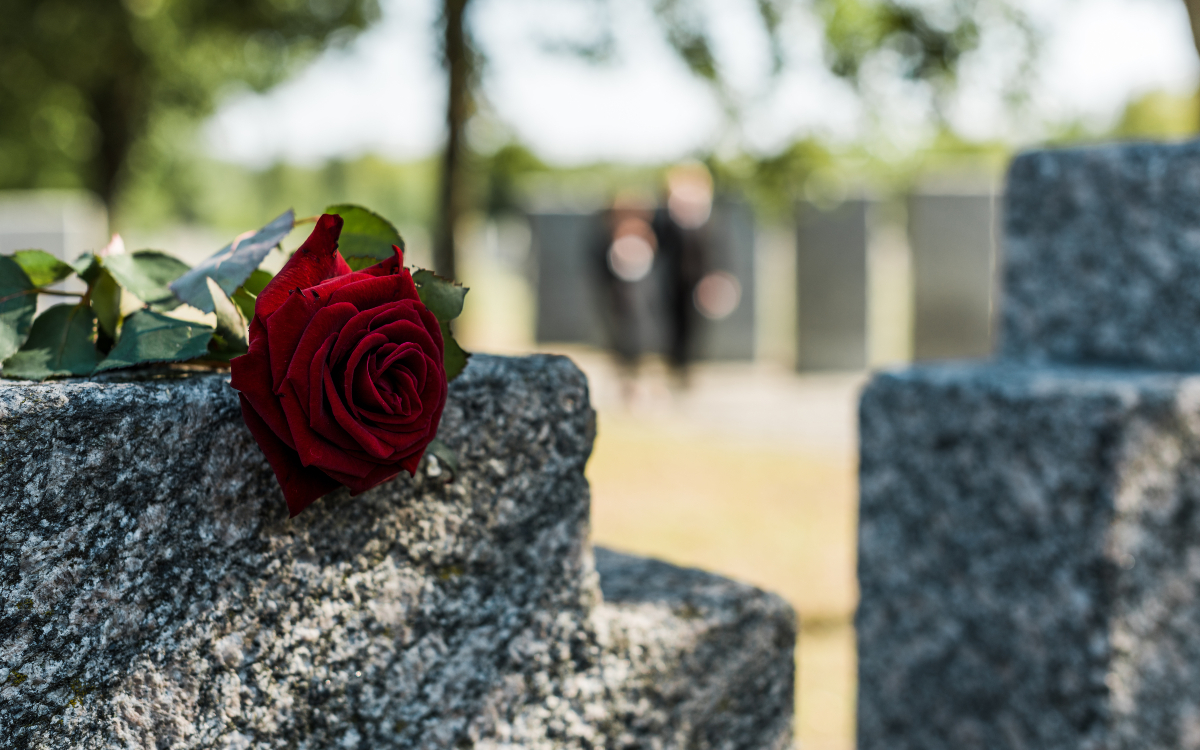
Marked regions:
[0,190,107,260]
[859,142,1200,750]
[529,204,755,361]
[0,191,107,310]
[795,199,869,370]
[529,212,605,346]
[908,188,998,360]
[695,200,755,361]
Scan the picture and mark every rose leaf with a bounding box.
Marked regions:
[2,303,101,380]
[424,438,459,480]
[169,209,295,314]
[324,204,403,269]
[242,268,274,297]
[71,252,102,285]
[412,269,468,323]
[13,250,74,287]
[207,278,248,354]
[0,255,37,362]
[103,251,191,311]
[90,269,122,339]
[232,287,257,324]
[94,310,214,373]
[440,321,470,382]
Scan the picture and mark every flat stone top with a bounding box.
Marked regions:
[867,360,1200,403]
[1002,140,1200,370]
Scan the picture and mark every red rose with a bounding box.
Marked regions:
[230,214,447,516]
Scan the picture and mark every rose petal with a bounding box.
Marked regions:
[356,245,405,277]
[264,290,323,392]
[326,270,422,314]
[230,317,296,451]
[237,394,340,517]
[283,301,358,422]
[255,214,351,319]
[278,378,380,478]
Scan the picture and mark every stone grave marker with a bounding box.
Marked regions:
[795,198,870,370]
[908,188,998,360]
[529,203,755,361]
[1,355,795,749]
[858,141,1200,749]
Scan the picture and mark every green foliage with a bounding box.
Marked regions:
[90,270,122,340]
[0,0,380,207]
[170,210,294,313]
[323,204,404,270]
[412,269,468,322]
[412,269,470,381]
[103,250,191,310]
[207,279,249,355]
[95,310,213,373]
[13,250,74,287]
[0,256,37,362]
[2,304,101,380]
[0,203,469,381]
[1114,89,1200,140]
[439,325,470,382]
[423,438,459,478]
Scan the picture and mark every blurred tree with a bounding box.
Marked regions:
[0,0,378,213]
[432,0,1035,276]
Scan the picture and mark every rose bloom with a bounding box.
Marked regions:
[230,214,447,516]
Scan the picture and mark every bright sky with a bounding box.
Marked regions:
[203,0,1200,167]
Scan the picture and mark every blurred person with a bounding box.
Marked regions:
[653,162,713,386]
[593,192,658,403]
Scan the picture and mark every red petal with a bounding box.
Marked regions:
[230,317,296,450]
[237,393,340,517]
[255,214,351,319]
[356,245,405,277]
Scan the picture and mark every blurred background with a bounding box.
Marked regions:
[3,0,1200,746]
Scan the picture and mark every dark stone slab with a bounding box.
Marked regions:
[0,355,795,749]
[857,361,1200,750]
[1002,140,1200,369]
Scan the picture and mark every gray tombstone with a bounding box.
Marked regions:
[529,212,605,347]
[795,199,869,370]
[0,190,108,260]
[529,203,755,361]
[858,141,1200,750]
[695,200,756,361]
[908,189,998,360]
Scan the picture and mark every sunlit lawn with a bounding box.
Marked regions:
[586,411,858,750]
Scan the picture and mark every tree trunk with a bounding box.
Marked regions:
[434,0,472,281]
[1187,0,1200,57]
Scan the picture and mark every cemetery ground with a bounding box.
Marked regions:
[554,347,862,750]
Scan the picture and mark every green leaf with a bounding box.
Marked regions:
[2,303,101,380]
[232,287,257,324]
[412,269,468,322]
[423,438,459,479]
[170,210,294,313]
[441,321,469,382]
[0,255,37,362]
[103,251,191,310]
[71,253,102,285]
[242,268,273,297]
[95,310,213,373]
[207,278,248,354]
[13,250,73,287]
[324,204,403,268]
[91,269,122,339]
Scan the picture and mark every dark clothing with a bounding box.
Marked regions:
[652,208,707,372]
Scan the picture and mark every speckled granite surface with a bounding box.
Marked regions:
[0,355,794,750]
[1002,140,1200,369]
[858,362,1200,750]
